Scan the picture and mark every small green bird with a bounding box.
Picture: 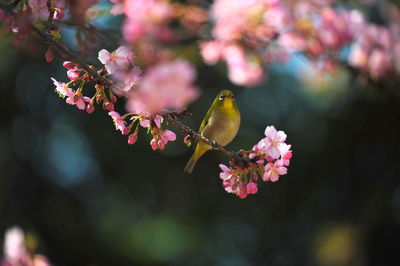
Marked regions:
[184,90,241,173]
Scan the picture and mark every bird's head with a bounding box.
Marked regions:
[213,90,237,113]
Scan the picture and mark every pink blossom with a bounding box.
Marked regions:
[264,5,293,31]
[263,160,287,182]
[28,0,49,22]
[278,32,307,51]
[128,131,138,145]
[112,66,142,93]
[67,68,80,81]
[109,0,124,15]
[219,164,231,180]
[153,115,163,128]
[3,227,27,263]
[51,77,71,98]
[98,46,133,74]
[127,60,199,114]
[65,91,91,110]
[108,111,127,134]
[281,144,292,166]
[223,45,265,86]
[150,129,176,150]
[45,48,54,62]
[348,44,369,68]
[63,61,77,70]
[122,0,172,42]
[256,126,287,159]
[52,0,67,20]
[139,119,150,128]
[2,226,51,266]
[200,41,224,65]
[368,48,392,80]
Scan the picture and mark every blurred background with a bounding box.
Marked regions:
[1,1,400,266]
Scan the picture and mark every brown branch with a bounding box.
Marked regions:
[18,13,242,162]
[164,112,240,160]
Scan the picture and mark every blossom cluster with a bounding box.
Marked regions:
[27,0,66,22]
[108,112,176,149]
[52,59,117,114]
[201,0,400,86]
[1,227,50,266]
[51,46,195,150]
[219,126,292,199]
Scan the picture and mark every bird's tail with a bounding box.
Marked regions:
[184,144,209,174]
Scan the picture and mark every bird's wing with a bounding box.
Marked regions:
[192,108,214,148]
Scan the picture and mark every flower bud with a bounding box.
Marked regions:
[86,102,95,114]
[63,61,76,69]
[128,132,138,145]
[103,101,114,111]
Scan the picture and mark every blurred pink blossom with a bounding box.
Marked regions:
[28,0,49,22]
[1,226,51,266]
[200,41,224,65]
[127,60,199,114]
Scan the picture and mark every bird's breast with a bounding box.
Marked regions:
[201,110,240,147]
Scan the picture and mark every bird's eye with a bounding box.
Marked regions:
[219,95,225,101]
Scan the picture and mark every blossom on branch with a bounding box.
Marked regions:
[98,46,134,75]
[218,125,292,199]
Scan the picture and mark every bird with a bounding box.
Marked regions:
[184,90,241,173]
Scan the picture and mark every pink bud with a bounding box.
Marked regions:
[110,94,117,103]
[103,101,114,111]
[238,186,248,199]
[67,69,80,81]
[53,10,64,20]
[63,61,76,70]
[246,183,258,194]
[45,49,54,62]
[150,139,158,150]
[122,127,131,135]
[86,103,95,114]
[128,133,138,145]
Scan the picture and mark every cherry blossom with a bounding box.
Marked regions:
[51,78,71,98]
[218,125,292,198]
[98,46,133,74]
[263,160,287,182]
[126,60,199,115]
[108,111,127,135]
[65,90,91,111]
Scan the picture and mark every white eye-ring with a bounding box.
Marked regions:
[219,95,225,100]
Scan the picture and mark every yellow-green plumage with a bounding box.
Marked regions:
[184,90,241,173]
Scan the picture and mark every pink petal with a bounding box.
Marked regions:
[76,99,86,110]
[153,115,162,128]
[140,119,150,128]
[108,111,121,120]
[98,49,111,64]
[164,130,176,141]
[219,164,230,172]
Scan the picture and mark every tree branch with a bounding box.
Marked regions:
[24,16,243,162]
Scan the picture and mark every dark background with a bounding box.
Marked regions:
[1,3,400,266]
